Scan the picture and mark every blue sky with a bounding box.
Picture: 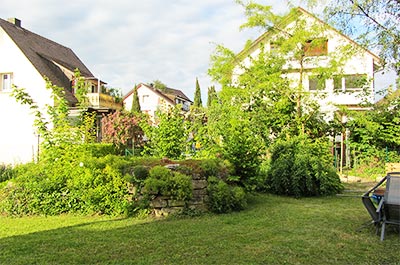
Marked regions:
[1,0,396,102]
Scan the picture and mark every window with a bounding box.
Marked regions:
[270,42,280,52]
[333,76,343,91]
[142,95,149,103]
[345,75,367,90]
[334,74,367,92]
[304,39,328,57]
[308,75,326,91]
[0,73,13,92]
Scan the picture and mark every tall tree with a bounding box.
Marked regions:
[322,0,400,75]
[193,78,202,108]
[236,3,349,135]
[209,3,348,138]
[141,106,187,159]
[207,85,218,107]
[130,84,141,114]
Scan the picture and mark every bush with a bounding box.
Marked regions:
[200,159,234,180]
[83,143,118,157]
[126,165,149,183]
[0,146,132,216]
[206,177,247,213]
[267,136,343,197]
[0,164,16,183]
[200,159,219,177]
[143,166,192,201]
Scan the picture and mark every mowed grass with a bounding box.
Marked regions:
[0,183,399,264]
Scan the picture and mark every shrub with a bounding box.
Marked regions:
[200,159,234,180]
[267,136,343,197]
[206,177,247,213]
[0,146,132,216]
[0,164,16,183]
[143,166,192,201]
[127,165,149,183]
[83,143,118,157]
[200,159,219,177]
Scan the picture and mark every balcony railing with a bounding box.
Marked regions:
[87,93,122,110]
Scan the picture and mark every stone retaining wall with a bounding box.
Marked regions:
[149,173,209,217]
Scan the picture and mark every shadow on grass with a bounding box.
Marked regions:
[1,193,399,265]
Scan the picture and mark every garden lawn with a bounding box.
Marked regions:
[0,183,399,264]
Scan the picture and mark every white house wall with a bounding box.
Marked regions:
[124,85,174,120]
[0,28,52,164]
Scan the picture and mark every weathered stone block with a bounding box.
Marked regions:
[150,197,168,208]
[168,200,186,207]
[192,189,207,197]
[192,179,208,190]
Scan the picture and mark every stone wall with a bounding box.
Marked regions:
[150,173,209,217]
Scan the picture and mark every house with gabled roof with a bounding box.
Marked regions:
[0,17,121,164]
[233,7,383,169]
[123,83,192,120]
[233,7,382,120]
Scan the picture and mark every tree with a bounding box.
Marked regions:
[152,80,167,91]
[11,70,97,161]
[344,90,400,166]
[193,78,202,108]
[131,84,141,114]
[235,3,350,135]
[101,110,143,153]
[209,4,346,140]
[322,0,400,75]
[141,106,187,159]
[207,85,218,108]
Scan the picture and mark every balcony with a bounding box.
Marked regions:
[87,93,122,110]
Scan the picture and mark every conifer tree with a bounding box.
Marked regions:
[193,78,202,108]
[131,84,141,113]
[207,85,217,107]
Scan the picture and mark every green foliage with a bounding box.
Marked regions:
[193,78,202,108]
[0,147,132,216]
[206,176,247,213]
[323,0,400,75]
[206,94,263,189]
[142,106,187,159]
[267,136,343,197]
[0,165,16,183]
[82,143,118,157]
[335,92,400,170]
[11,70,98,156]
[208,44,236,87]
[101,110,144,153]
[130,165,149,182]
[200,159,220,177]
[143,166,192,201]
[151,80,167,91]
[131,85,141,113]
[206,85,218,108]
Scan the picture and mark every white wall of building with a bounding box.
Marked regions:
[124,84,174,120]
[0,28,52,164]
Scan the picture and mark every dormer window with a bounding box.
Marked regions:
[0,73,13,92]
[304,39,328,56]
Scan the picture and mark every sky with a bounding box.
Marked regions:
[1,0,397,102]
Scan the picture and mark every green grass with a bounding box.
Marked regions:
[1,184,399,264]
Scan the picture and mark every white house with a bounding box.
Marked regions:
[123,83,192,120]
[0,18,121,165]
[233,7,382,120]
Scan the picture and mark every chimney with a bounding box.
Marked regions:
[7,18,21,27]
